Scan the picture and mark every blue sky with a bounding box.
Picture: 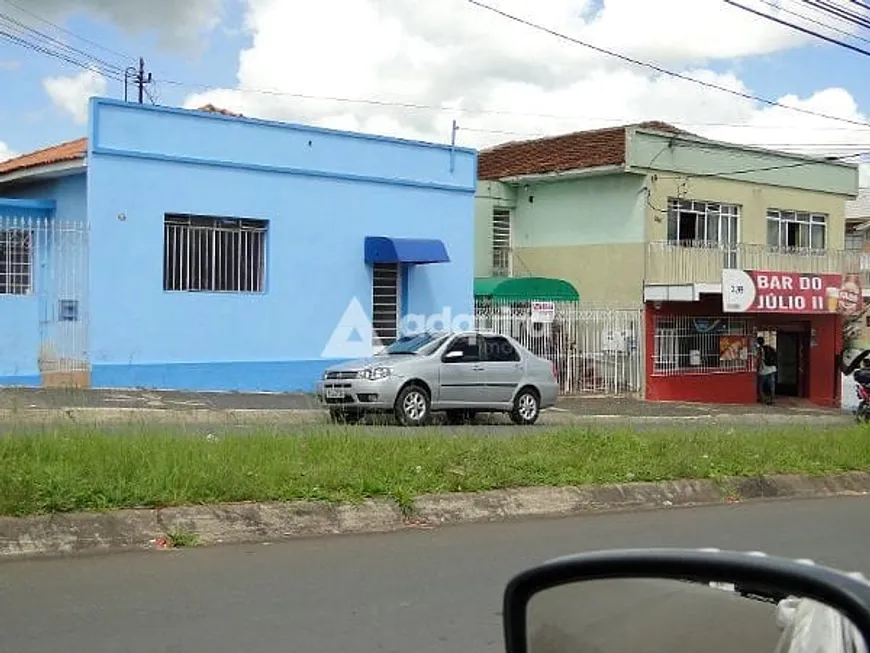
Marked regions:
[0,0,248,155]
[0,0,869,178]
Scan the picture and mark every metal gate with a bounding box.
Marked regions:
[475,300,644,395]
[38,216,89,387]
[0,207,89,387]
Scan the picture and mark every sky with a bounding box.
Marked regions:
[0,0,869,186]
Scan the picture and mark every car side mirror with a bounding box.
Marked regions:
[444,350,464,360]
[502,548,870,653]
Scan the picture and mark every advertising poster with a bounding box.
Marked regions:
[721,270,854,314]
[840,274,870,411]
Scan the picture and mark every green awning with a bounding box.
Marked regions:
[473,276,579,302]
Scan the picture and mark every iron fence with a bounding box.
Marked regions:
[474,300,644,395]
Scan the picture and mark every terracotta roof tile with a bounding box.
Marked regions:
[478,121,686,180]
[196,103,245,118]
[0,137,87,176]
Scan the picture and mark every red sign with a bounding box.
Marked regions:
[722,270,864,315]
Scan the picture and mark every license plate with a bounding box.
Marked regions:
[325,388,345,399]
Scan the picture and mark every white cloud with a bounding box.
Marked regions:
[0,141,17,163]
[43,69,107,124]
[182,0,870,186]
[19,0,222,53]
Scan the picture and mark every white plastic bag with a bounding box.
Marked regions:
[774,572,868,653]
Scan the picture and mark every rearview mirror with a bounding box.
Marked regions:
[502,548,870,653]
[444,350,464,360]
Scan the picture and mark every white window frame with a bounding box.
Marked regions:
[492,206,512,277]
[0,228,33,295]
[766,209,827,252]
[667,198,741,249]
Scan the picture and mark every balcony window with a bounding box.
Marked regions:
[652,315,755,376]
[766,209,826,252]
[667,198,740,247]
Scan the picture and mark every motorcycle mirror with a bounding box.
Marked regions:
[502,548,870,653]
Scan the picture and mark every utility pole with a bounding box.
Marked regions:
[124,58,152,103]
[136,57,152,104]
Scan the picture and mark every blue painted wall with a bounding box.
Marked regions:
[86,98,476,392]
[0,177,87,386]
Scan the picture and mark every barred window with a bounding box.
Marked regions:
[653,315,754,376]
[163,214,267,293]
[0,229,33,295]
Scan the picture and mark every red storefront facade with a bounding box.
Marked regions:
[644,270,860,408]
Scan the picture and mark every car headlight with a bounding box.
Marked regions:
[358,367,392,380]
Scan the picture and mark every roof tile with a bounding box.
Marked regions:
[0,137,87,176]
[477,121,686,180]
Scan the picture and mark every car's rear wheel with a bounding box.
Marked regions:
[445,409,476,425]
[329,408,363,424]
[394,384,430,427]
[510,387,540,425]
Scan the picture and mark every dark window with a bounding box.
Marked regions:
[443,335,481,363]
[483,335,520,362]
[163,214,267,292]
[0,229,33,295]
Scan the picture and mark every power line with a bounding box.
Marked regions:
[0,10,126,75]
[723,0,870,57]
[758,0,870,44]
[0,27,123,82]
[0,0,132,62]
[465,0,870,130]
[798,0,870,31]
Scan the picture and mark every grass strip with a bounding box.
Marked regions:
[0,423,868,517]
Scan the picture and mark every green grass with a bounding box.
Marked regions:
[0,423,868,517]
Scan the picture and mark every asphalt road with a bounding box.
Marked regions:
[2,496,869,653]
[0,387,844,417]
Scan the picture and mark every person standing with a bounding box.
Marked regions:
[756,336,777,405]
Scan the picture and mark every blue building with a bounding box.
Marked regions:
[0,98,476,392]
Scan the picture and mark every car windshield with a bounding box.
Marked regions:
[377,332,448,355]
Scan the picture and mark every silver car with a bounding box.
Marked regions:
[315,330,559,426]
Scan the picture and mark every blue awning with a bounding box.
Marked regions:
[364,236,450,264]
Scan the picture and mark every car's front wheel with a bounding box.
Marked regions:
[509,387,540,425]
[394,384,430,427]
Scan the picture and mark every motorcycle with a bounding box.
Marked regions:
[857,383,870,423]
[501,548,870,653]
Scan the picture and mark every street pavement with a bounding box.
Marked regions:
[0,387,844,416]
[0,388,852,434]
[2,496,869,653]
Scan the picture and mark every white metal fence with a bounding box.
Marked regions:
[474,301,644,395]
[0,214,89,379]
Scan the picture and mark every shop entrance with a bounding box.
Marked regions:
[758,324,810,398]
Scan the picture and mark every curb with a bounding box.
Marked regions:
[0,407,852,426]
[1,472,868,559]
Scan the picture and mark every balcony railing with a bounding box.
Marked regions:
[646,240,866,286]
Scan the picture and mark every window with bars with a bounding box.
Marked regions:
[163,214,267,293]
[492,206,512,277]
[766,209,827,251]
[0,229,33,295]
[372,263,400,347]
[652,315,754,376]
